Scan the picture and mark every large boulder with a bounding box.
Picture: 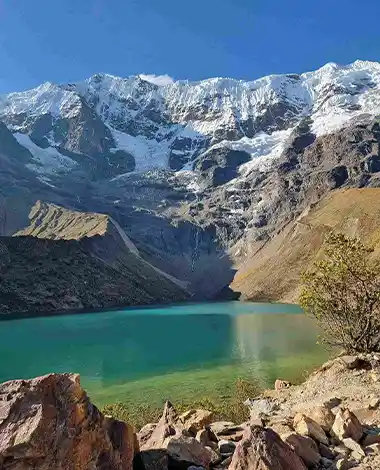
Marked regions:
[293,413,328,445]
[137,423,157,446]
[0,374,137,470]
[331,409,363,442]
[304,406,335,433]
[228,425,307,470]
[180,409,214,434]
[140,401,184,451]
[283,433,321,467]
[166,435,214,468]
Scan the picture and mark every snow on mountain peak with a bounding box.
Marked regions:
[1,60,380,181]
[139,74,174,86]
[1,82,82,121]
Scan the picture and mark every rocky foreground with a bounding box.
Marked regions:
[1,355,380,469]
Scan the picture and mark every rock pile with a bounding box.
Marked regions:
[2,354,380,470]
[135,401,380,469]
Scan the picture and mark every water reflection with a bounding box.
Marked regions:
[232,313,322,387]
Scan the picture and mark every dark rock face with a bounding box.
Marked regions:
[195,148,251,188]
[246,100,302,136]
[169,137,201,170]
[29,113,54,148]
[0,374,137,470]
[89,149,136,179]
[362,154,380,173]
[0,122,33,164]
[53,100,115,157]
[0,201,188,315]
[328,165,349,188]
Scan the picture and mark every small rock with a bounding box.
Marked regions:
[244,398,278,418]
[180,409,214,434]
[339,356,360,369]
[333,444,350,459]
[368,398,380,410]
[306,406,335,432]
[325,397,342,409]
[270,422,294,436]
[137,423,157,446]
[275,379,292,390]
[320,456,333,468]
[196,428,218,449]
[331,409,363,442]
[209,421,236,435]
[205,446,222,465]
[335,458,349,470]
[319,443,336,460]
[370,371,380,382]
[361,432,380,447]
[364,443,380,455]
[294,413,329,445]
[334,458,359,470]
[209,422,245,442]
[218,439,236,454]
[214,455,232,469]
[228,425,307,470]
[250,417,264,427]
[283,432,321,467]
[167,435,214,468]
[342,437,365,457]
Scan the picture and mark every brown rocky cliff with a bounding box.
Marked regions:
[0,373,138,470]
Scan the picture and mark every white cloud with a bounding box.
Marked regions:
[139,74,174,86]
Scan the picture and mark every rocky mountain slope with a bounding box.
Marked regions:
[2,61,380,307]
[231,188,380,302]
[0,202,188,315]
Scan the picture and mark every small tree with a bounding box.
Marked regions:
[299,232,380,353]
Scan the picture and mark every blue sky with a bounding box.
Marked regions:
[0,0,380,92]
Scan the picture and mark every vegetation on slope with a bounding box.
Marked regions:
[0,235,188,315]
[300,232,380,353]
[231,188,380,302]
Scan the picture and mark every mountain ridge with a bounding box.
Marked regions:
[0,201,189,315]
[2,60,380,310]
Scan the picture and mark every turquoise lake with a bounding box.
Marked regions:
[0,301,329,409]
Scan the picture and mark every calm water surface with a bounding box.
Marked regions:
[0,302,329,407]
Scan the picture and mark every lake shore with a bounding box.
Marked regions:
[2,353,380,469]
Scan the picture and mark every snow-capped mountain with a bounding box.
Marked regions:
[2,60,380,183]
[2,60,380,299]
